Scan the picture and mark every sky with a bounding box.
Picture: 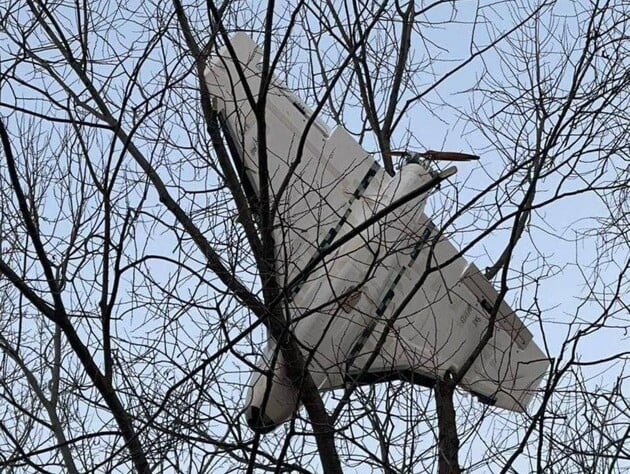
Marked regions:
[0,0,627,472]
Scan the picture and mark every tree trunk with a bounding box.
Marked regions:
[434,375,460,474]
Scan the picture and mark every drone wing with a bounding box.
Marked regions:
[205,33,378,288]
[342,217,549,411]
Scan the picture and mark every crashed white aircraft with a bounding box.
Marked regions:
[205,33,549,433]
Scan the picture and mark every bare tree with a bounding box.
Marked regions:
[0,0,627,473]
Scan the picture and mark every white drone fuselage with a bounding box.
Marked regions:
[205,33,549,433]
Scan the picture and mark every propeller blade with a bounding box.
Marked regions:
[419,150,480,161]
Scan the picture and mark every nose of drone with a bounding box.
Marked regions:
[245,405,278,434]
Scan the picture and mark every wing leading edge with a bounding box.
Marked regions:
[204,33,549,432]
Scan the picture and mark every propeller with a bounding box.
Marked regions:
[387,150,480,162]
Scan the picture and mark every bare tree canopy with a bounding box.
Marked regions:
[0,1,628,473]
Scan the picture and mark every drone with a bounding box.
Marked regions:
[205,33,548,434]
